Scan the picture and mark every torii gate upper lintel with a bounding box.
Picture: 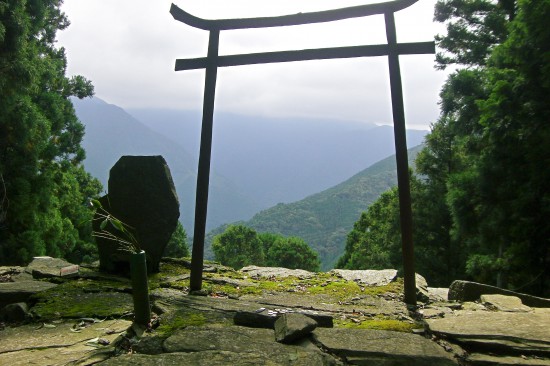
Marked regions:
[171,0,435,305]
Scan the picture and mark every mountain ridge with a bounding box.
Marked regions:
[206,145,424,270]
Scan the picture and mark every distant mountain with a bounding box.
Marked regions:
[73,97,262,232]
[76,97,428,245]
[205,145,424,271]
[128,109,428,207]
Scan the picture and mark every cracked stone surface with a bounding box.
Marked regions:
[98,349,341,366]
[313,328,458,365]
[3,261,550,366]
[0,319,131,366]
[240,266,316,279]
[330,269,398,286]
[425,308,550,355]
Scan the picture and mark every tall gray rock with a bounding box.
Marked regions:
[94,155,179,275]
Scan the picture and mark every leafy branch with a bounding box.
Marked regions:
[90,199,141,254]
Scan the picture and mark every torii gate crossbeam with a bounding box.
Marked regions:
[171,0,435,305]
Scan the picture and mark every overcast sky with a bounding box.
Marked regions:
[58,0,450,130]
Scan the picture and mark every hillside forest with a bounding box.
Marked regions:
[0,0,548,297]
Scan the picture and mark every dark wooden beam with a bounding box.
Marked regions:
[175,42,435,71]
[189,30,220,292]
[170,0,418,31]
[385,11,416,306]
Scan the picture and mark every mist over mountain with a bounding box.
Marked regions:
[206,145,424,271]
[73,97,262,232]
[75,97,427,241]
[128,109,428,207]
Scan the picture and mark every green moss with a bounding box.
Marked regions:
[30,281,133,320]
[335,318,420,332]
[156,313,206,337]
[307,281,362,297]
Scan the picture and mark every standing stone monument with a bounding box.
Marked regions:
[94,155,180,275]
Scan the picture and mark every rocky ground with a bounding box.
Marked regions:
[0,257,549,365]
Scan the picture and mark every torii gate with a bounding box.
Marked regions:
[171,0,435,305]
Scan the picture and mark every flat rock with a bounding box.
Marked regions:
[313,328,458,365]
[240,266,316,279]
[467,353,550,365]
[234,309,333,329]
[275,313,318,343]
[98,349,341,366]
[240,291,407,319]
[0,281,57,308]
[0,319,131,365]
[159,325,340,365]
[418,306,453,319]
[206,276,258,288]
[425,308,550,355]
[25,256,79,279]
[151,288,333,328]
[480,294,532,312]
[428,287,449,302]
[330,269,398,286]
[448,280,550,308]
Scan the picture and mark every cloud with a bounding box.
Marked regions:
[58,0,448,128]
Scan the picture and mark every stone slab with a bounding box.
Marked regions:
[467,353,550,366]
[425,308,550,354]
[0,319,131,366]
[0,281,57,308]
[98,350,341,366]
[428,287,449,302]
[160,325,340,365]
[313,328,458,365]
[448,281,550,308]
[275,313,318,343]
[240,266,316,279]
[480,294,532,312]
[25,257,79,279]
[330,269,398,286]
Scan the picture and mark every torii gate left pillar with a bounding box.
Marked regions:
[171,0,435,305]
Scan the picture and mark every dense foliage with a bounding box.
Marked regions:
[212,224,320,271]
[338,0,549,296]
[0,0,101,264]
[163,222,189,258]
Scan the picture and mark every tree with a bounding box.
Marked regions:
[163,222,189,258]
[336,188,402,271]
[258,232,280,258]
[266,236,320,272]
[461,0,550,292]
[434,0,514,69]
[0,0,100,265]
[431,0,549,294]
[212,225,264,269]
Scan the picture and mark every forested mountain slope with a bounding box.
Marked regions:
[74,97,262,231]
[207,145,423,270]
[129,109,428,207]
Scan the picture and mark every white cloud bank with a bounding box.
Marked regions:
[58,0,449,129]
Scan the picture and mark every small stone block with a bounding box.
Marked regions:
[274,313,317,344]
[60,265,80,277]
[481,294,532,312]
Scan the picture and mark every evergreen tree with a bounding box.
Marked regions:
[266,236,320,272]
[335,188,402,271]
[163,222,189,258]
[212,225,265,270]
[0,0,101,264]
